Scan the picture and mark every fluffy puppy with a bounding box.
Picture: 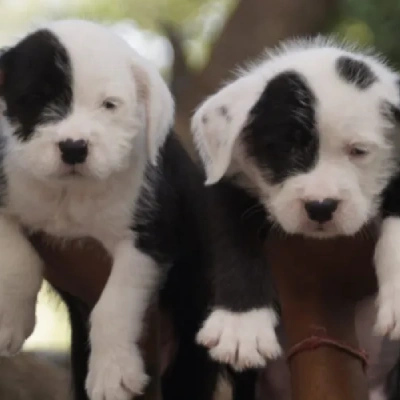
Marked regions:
[0,19,173,400]
[192,37,400,369]
[0,18,260,400]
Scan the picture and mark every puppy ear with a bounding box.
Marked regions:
[132,56,174,166]
[0,47,12,94]
[0,48,7,90]
[191,75,260,185]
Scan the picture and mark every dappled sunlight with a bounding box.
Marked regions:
[23,282,70,352]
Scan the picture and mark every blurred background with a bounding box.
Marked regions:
[0,0,399,397]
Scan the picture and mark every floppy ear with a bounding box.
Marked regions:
[191,75,261,185]
[0,48,7,91]
[0,48,9,100]
[132,55,174,166]
[0,47,12,96]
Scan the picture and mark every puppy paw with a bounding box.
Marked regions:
[196,308,281,371]
[0,298,36,356]
[86,345,149,400]
[375,284,400,339]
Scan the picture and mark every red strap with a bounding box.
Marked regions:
[287,326,369,370]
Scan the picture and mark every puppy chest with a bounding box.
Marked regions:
[6,189,133,239]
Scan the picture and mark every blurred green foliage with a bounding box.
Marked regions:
[65,0,236,69]
[336,0,400,67]
[1,0,400,67]
[66,0,400,68]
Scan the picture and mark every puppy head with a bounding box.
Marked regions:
[192,38,400,238]
[0,19,173,183]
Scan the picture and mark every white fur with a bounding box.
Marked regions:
[87,239,158,400]
[2,20,173,183]
[196,308,281,371]
[374,217,400,339]
[0,214,42,356]
[0,19,174,400]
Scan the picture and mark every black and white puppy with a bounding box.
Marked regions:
[0,18,267,400]
[192,38,400,369]
[0,19,174,400]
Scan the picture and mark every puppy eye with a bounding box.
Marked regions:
[348,146,369,158]
[102,99,119,110]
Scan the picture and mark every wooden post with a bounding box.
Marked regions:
[266,226,378,400]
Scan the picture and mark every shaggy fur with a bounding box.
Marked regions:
[192,37,400,398]
[0,19,267,400]
[0,19,174,400]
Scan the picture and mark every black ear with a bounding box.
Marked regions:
[381,102,400,125]
[0,47,12,96]
[394,80,400,123]
[0,47,9,94]
[394,106,400,123]
[381,79,400,124]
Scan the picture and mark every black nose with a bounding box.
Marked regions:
[304,198,339,223]
[58,139,88,165]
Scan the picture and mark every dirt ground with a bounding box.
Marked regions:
[0,352,233,400]
[0,353,72,400]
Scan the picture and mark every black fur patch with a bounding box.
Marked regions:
[243,70,318,184]
[393,79,400,122]
[336,56,377,90]
[380,80,400,124]
[0,29,72,141]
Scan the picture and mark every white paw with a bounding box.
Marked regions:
[375,284,400,339]
[86,345,149,400]
[196,308,282,371]
[0,298,36,356]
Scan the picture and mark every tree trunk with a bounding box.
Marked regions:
[167,0,340,152]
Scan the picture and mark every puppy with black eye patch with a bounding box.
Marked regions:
[0,19,268,400]
[192,37,400,375]
[0,19,175,400]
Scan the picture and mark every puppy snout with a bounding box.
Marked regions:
[58,139,88,165]
[304,198,339,223]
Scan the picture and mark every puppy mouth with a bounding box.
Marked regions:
[298,221,340,239]
[58,166,85,179]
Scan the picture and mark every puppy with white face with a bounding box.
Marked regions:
[0,20,173,400]
[192,38,400,368]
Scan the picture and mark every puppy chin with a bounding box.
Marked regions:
[275,217,365,240]
[35,164,91,183]
[276,219,340,239]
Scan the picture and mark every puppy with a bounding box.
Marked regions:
[192,37,400,369]
[0,19,174,400]
[0,18,265,400]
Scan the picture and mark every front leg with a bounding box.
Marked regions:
[196,182,281,371]
[375,170,400,339]
[374,216,400,338]
[0,213,43,355]
[86,239,159,400]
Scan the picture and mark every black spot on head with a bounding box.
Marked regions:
[243,70,318,184]
[0,29,73,141]
[202,115,208,124]
[336,56,377,90]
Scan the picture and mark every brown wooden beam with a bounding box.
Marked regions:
[266,225,378,400]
